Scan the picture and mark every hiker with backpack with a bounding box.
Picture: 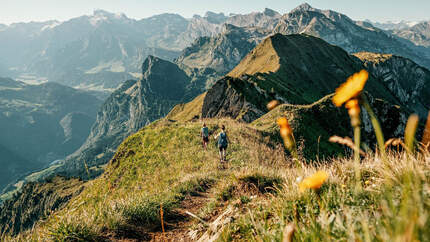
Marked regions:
[214,125,229,163]
[201,123,209,150]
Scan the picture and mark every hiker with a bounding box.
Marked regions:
[214,125,229,162]
[201,123,209,150]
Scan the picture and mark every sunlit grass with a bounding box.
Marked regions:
[4,87,430,241]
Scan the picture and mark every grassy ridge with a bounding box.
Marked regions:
[11,118,286,241]
[6,116,430,241]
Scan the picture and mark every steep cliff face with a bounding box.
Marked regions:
[50,56,190,176]
[273,4,430,69]
[0,177,84,236]
[201,76,266,122]
[354,52,430,119]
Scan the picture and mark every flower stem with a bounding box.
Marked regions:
[284,135,299,166]
[361,94,386,161]
[354,125,361,190]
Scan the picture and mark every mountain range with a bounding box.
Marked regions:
[1,4,430,91]
[366,20,422,30]
[22,32,430,189]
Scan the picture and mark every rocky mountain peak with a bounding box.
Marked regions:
[204,11,228,24]
[263,8,280,17]
[273,4,430,69]
[92,9,126,19]
[141,55,189,100]
[292,3,315,12]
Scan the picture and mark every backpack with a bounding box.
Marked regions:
[218,132,228,147]
[202,127,209,137]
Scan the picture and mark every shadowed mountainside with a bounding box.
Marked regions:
[0,77,102,191]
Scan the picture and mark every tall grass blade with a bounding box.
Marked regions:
[405,114,419,154]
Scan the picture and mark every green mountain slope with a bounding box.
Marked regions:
[202,34,401,121]
[8,108,429,241]
[0,177,84,236]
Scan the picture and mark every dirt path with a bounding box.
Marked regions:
[106,152,226,241]
[147,191,210,242]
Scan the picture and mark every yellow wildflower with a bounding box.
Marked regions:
[345,99,360,116]
[299,171,328,192]
[277,117,293,137]
[280,127,291,138]
[345,99,361,127]
[277,117,288,127]
[333,70,368,107]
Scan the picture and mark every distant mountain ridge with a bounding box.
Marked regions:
[0,9,282,90]
[365,20,422,30]
[176,24,270,93]
[390,21,430,47]
[272,4,430,69]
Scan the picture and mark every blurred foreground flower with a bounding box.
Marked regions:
[405,114,419,154]
[299,170,328,192]
[267,100,280,111]
[332,70,368,184]
[422,111,430,149]
[276,117,297,160]
[332,70,368,107]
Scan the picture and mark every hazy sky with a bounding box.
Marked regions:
[1,0,429,24]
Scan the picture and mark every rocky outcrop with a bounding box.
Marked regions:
[0,177,84,236]
[354,52,430,119]
[202,76,266,122]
